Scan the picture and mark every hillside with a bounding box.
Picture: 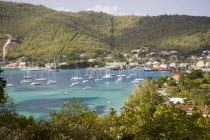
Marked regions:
[0,1,210,63]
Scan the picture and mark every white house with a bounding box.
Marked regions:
[196,60,205,68]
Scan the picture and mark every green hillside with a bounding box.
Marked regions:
[0,1,210,63]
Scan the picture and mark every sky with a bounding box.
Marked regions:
[2,0,210,17]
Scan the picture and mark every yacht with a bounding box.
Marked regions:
[83,86,91,90]
[21,79,32,84]
[95,78,103,81]
[70,82,79,87]
[116,77,123,83]
[102,74,112,79]
[30,81,41,85]
[36,70,47,81]
[71,76,83,81]
[47,80,56,84]
[82,80,89,83]
[6,83,14,87]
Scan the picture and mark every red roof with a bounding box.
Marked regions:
[175,105,206,114]
[172,75,180,81]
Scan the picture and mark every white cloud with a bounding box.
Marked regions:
[56,7,73,12]
[87,5,119,15]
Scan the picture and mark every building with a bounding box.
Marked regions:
[175,105,207,115]
[106,62,126,70]
[196,60,205,68]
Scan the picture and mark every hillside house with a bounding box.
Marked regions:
[175,105,207,116]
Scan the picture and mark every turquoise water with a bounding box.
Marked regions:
[1,68,171,119]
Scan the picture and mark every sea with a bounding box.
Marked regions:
[1,68,171,119]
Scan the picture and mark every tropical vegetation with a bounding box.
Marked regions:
[1,1,210,64]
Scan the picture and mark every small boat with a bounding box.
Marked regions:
[109,74,115,76]
[36,70,47,81]
[6,83,14,87]
[82,80,89,83]
[132,78,144,83]
[36,78,47,81]
[64,92,68,95]
[24,75,32,79]
[116,77,123,83]
[71,76,83,81]
[102,74,112,79]
[30,81,41,85]
[70,82,79,87]
[47,80,56,84]
[21,79,32,84]
[83,86,91,90]
[107,101,112,103]
[30,68,41,71]
[126,75,132,79]
[84,74,94,79]
[95,78,103,81]
[117,74,126,77]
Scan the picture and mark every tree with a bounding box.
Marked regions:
[125,79,165,114]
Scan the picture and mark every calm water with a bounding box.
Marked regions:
[1,68,171,119]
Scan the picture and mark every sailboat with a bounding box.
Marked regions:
[116,77,123,83]
[70,81,79,87]
[95,70,103,81]
[21,70,32,83]
[47,71,56,84]
[71,64,83,81]
[102,69,113,79]
[24,69,32,79]
[36,70,47,81]
[6,74,14,87]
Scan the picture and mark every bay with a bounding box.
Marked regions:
[1,68,171,119]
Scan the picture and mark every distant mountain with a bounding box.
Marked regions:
[0,1,210,62]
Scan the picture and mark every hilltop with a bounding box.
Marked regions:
[0,1,210,63]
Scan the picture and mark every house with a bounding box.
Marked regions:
[167,75,180,81]
[132,54,139,58]
[106,62,126,70]
[170,51,178,54]
[196,60,205,68]
[18,62,26,68]
[175,105,207,115]
[88,59,96,62]
[131,49,141,53]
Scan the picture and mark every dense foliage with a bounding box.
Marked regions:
[1,1,210,63]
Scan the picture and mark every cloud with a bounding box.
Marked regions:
[56,7,73,12]
[87,5,119,15]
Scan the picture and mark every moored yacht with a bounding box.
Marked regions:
[30,81,41,85]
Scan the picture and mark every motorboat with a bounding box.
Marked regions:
[21,79,32,84]
[126,75,132,79]
[82,80,89,83]
[47,80,56,84]
[6,83,14,87]
[95,78,103,81]
[102,74,112,79]
[71,76,83,81]
[117,74,126,77]
[36,77,47,81]
[116,77,123,83]
[30,81,41,85]
[70,82,79,87]
[24,75,32,79]
[83,86,91,90]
